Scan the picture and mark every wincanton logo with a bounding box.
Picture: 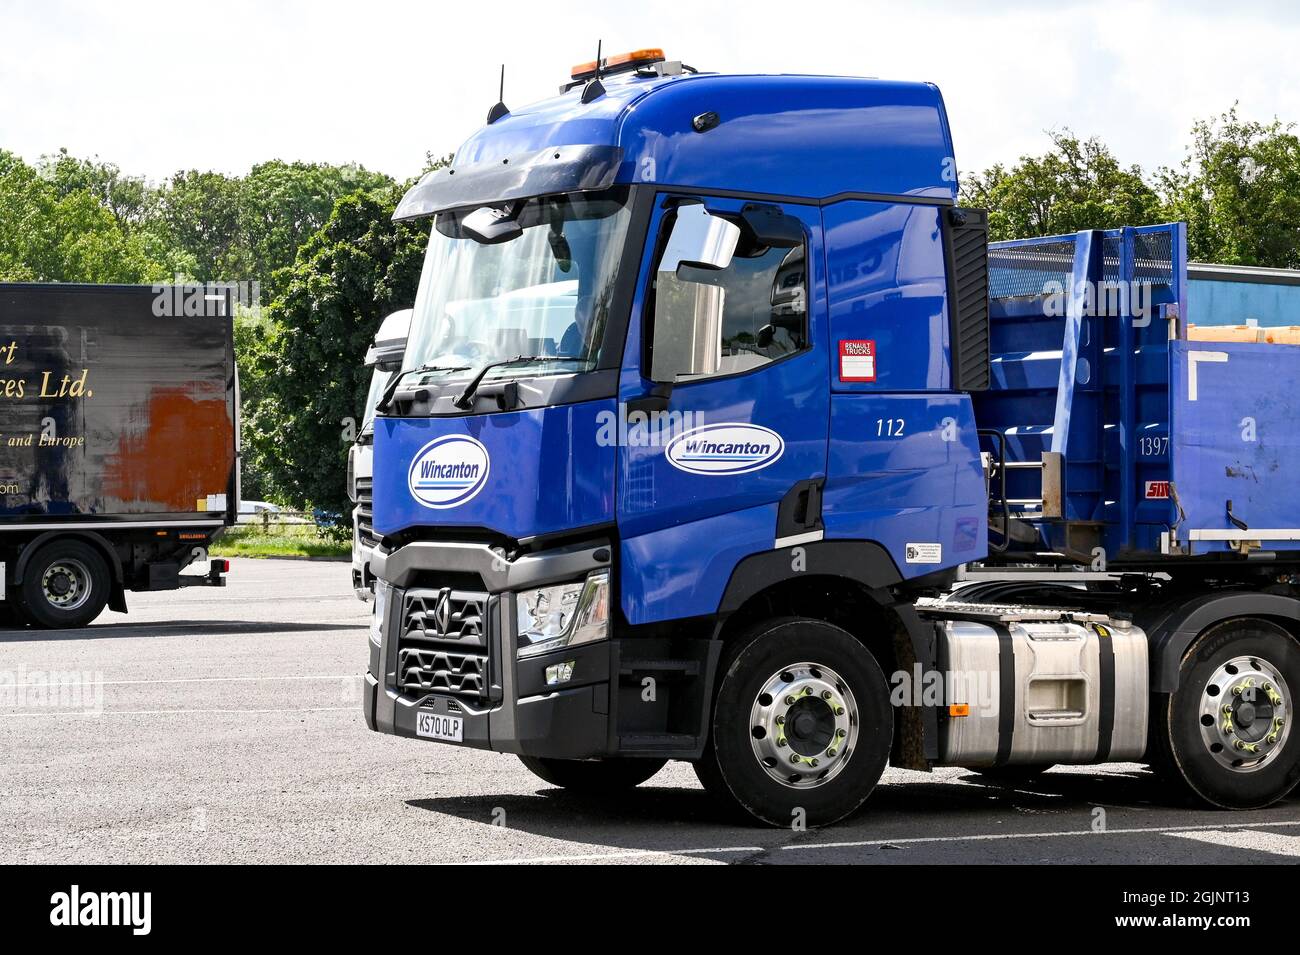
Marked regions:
[407,435,490,508]
[666,423,784,475]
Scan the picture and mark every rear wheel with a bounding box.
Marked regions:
[17,540,111,629]
[694,617,893,827]
[518,755,667,791]
[1155,619,1300,809]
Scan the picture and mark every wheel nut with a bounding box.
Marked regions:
[837,728,847,738]
[827,748,838,758]
[777,737,787,747]
[834,706,845,716]
[821,690,833,700]
[775,715,785,725]
[790,754,801,764]
[785,696,796,706]
[809,758,819,767]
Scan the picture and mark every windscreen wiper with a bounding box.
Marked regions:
[375,363,471,414]
[453,355,585,410]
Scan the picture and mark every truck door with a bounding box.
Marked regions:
[615,196,829,625]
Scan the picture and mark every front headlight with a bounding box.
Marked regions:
[370,579,389,647]
[516,570,610,659]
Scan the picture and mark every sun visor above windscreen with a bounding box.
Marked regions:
[392,145,624,221]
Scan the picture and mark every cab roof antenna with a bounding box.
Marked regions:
[487,64,510,124]
[581,40,606,104]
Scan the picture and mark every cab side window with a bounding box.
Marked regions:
[649,204,808,383]
[676,243,807,376]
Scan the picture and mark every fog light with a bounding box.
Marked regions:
[546,661,576,686]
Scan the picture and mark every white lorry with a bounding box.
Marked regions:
[348,309,409,600]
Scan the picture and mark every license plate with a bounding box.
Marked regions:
[416,710,463,742]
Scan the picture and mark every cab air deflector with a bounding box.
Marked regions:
[392,145,625,221]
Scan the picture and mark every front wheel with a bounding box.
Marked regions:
[17,540,111,629]
[518,755,667,791]
[694,617,893,827]
[1154,619,1300,809]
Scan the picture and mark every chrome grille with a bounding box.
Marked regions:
[396,587,489,699]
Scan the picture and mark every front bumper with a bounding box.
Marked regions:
[363,538,616,759]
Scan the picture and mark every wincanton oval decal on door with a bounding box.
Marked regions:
[665,423,785,475]
[407,435,490,508]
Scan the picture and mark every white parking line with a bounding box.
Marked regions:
[782,819,1300,851]
[467,819,1300,865]
[1168,828,1300,857]
[0,706,357,717]
[0,674,361,688]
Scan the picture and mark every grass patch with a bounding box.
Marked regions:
[211,525,350,559]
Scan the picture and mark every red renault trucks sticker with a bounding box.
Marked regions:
[839,340,877,382]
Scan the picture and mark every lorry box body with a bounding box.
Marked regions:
[0,283,236,627]
[362,52,1300,826]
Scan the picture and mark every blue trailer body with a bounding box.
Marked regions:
[980,223,1300,563]
[1169,339,1300,554]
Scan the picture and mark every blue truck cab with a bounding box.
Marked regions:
[365,51,1300,826]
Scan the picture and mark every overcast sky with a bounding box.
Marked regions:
[3,0,1299,185]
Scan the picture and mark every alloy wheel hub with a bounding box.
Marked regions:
[749,662,858,789]
[42,560,91,611]
[1198,655,1290,773]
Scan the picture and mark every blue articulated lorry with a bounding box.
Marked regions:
[363,49,1300,826]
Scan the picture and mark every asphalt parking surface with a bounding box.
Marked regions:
[2,558,1298,865]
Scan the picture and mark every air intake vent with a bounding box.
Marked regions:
[943,207,991,392]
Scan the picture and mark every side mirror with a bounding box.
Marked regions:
[658,204,740,275]
[741,204,804,248]
[651,278,725,382]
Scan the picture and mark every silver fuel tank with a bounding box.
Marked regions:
[923,604,1148,767]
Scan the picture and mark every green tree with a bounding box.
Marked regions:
[38,148,153,231]
[961,132,1163,241]
[1159,107,1300,267]
[154,169,247,282]
[0,150,169,282]
[243,186,427,527]
[238,160,393,301]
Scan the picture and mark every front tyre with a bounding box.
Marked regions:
[694,618,893,827]
[18,540,111,629]
[518,755,667,791]
[1156,619,1300,809]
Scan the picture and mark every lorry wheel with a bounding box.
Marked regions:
[694,617,893,827]
[1156,619,1300,809]
[18,540,111,629]
[518,756,667,791]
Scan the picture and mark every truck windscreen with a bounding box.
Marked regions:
[402,188,632,390]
